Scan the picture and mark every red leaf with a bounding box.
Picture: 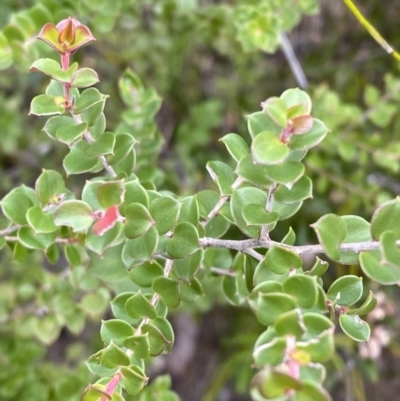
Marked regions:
[92,205,123,236]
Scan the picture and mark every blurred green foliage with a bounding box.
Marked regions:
[2,1,400,400]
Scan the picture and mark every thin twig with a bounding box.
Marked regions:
[199,237,388,255]
[0,224,20,236]
[279,32,309,89]
[259,183,277,241]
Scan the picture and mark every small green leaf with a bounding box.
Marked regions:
[29,94,65,116]
[120,365,147,395]
[180,278,203,302]
[1,185,38,225]
[347,291,377,316]
[30,58,77,82]
[308,257,329,277]
[124,203,154,238]
[360,250,400,285]
[242,204,279,226]
[71,68,99,88]
[54,200,94,232]
[339,314,370,342]
[283,274,318,308]
[256,293,297,326]
[247,111,281,139]
[311,214,346,261]
[253,337,286,368]
[34,313,61,345]
[56,122,88,146]
[264,245,302,274]
[74,87,103,114]
[63,140,100,175]
[274,309,305,337]
[97,180,125,208]
[100,319,134,346]
[123,227,159,264]
[293,381,333,401]
[129,261,164,287]
[206,161,235,195]
[85,132,115,157]
[100,342,130,368]
[152,277,180,308]
[252,367,302,399]
[166,222,200,259]
[141,322,170,356]
[35,169,66,204]
[177,196,199,226]
[297,329,334,362]
[261,97,288,127]
[26,207,57,233]
[222,275,245,306]
[274,176,313,204]
[281,88,312,114]
[173,250,203,282]
[371,198,400,239]
[123,334,150,358]
[125,291,157,319]
[251,132,289,165]
[236,154,272,187]
[108,134,136,165]
[220,133,249,162]
[282,227,296,245]
[85,222,123,255]
[380,230,400,268]
[18,226,56,250]
[43,115,75,140]
[264,161,305,185]
[327,275,363,306]
[149,196,180,235]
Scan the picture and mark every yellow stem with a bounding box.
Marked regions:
[342,0,400,61]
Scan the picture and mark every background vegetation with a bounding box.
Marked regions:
[2,1,400,400]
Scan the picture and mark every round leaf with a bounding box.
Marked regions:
[251,132,289,165]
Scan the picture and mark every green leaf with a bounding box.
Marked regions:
[339,216,372,265]
[274,309,305,337]
[251,132,289,165]
[177,196,199,226]
[347,291,377,316]
[253,337,287,368]
[247,111,281,139]
[97,180,126,208]
[29,94,65,116]
[81,384,109,401]
[293,381,333,401]
[360,250,400,285]
[282,227,296,245]
[236,154,272,187]
[54,200,94,232]
[125,291,157,319]
[63,140,100,175]
[242,204,279,226]
[149,196,180,235]
[206,161,235,195]
[327,275,363,306]
[18,226,56,250]
[152,277,180,308]
[264,245,302,274]
[256,293,297,326]
[85,222,123,255]
[264,161,305,185]
[100,342,130,369]
[35,170,66,204]
[123,334,150,359]
[100,319,134,347]
[121,365,147,395]
[108,134,136,165]
[56,122,88,146]
[26,207,57,233]
[173,250,203,282]
[1,185,38,225]
[289,119,328,151]
[308,257,329,277]
[297,329,334,362]
[281,88,312,114]
[43,115,75,140]
[30,58,77,82]
[34,313,61,345]
[231,187,266,238]
[371,198,400,239]
[74,87,103,114]
[180,278,203,303]
[124,203,154,238]
[123,227,159,264]
[222,275,246,306]
[274,176,312,204]
[220,133,250,162]
[339,314,370,342]
[252,367,302,399]
[129,261,164,287]
[261,97,288,127]
[283,274,318,308]
[311,214,346,261]
[71,68,99,88]
[141,321,171,356]
[166,222,200,259]
[380,230,400,268]
[85,132,115,157]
